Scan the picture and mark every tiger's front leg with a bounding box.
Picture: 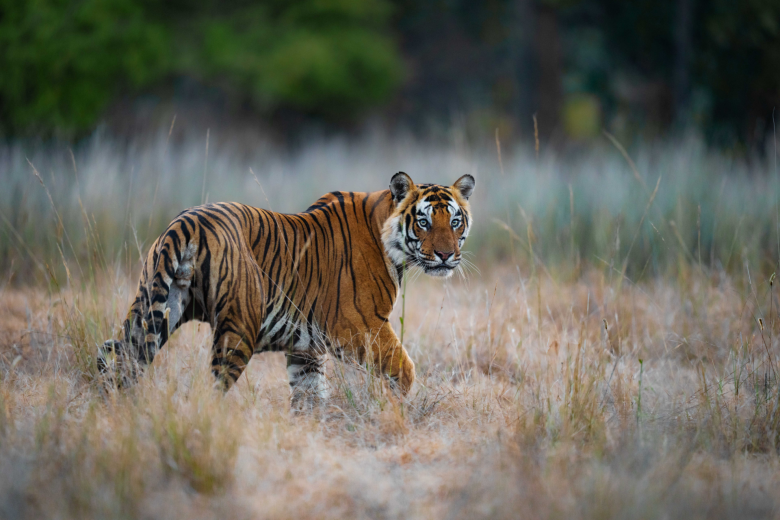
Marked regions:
[338,321,415,395]
[373,321,415,394]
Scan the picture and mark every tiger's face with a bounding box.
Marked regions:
[382,172,475,278]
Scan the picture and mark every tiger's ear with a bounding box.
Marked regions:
[389,172,415,203]
[453,174,475,200]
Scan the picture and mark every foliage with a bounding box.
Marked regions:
[2,0,780,144]
[0,0,169,134]
[193,0,401,116]
[0,0,403,136]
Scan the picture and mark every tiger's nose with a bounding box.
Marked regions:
[435,250,453,261]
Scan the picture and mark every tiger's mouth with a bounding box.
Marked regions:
[425,265,455,277]
[420,259,457,277]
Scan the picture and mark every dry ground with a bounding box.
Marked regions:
[0,266,778,519]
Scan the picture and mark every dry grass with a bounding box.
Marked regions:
[1,130,779,517]
[0,263,778,519]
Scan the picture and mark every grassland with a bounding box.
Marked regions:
[0,130,779,518]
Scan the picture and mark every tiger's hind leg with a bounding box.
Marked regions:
[98,296,181,387]
[98,239,194,387]
[210,329,254,392]
[97,295,149,388]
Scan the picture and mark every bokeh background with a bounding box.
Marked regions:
[3,0,780,145]
[3,4,780,518]
[2,0,780,283]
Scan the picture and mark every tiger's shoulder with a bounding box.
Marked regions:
[303,191,369,213]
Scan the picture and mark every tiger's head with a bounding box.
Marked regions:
[382,172,476,278]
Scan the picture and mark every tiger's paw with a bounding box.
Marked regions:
[390,354,415,396]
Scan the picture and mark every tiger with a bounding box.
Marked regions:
[98,172,475,402]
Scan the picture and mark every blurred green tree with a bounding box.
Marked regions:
[0,0,403,136]
[0,0,169,135]
[192,0,401,117]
